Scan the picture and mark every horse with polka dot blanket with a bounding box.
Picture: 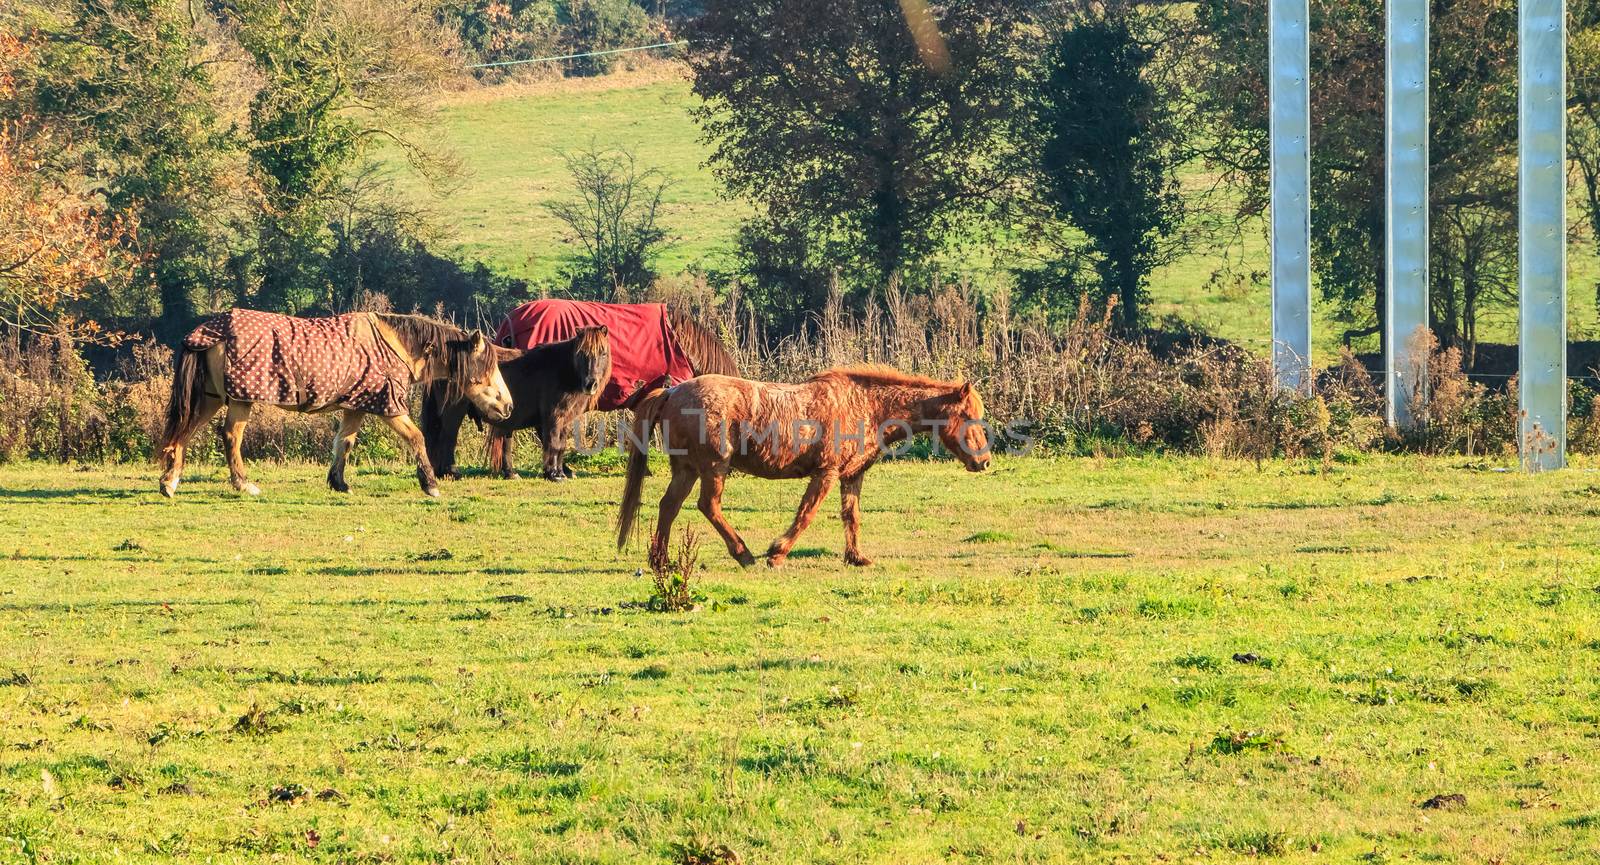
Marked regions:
[158,309,513,499]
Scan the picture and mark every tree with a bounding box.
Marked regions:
[546,143,673,299]
[686,0,1031,296]
[1023,6,1188,332]
[227,0,459,312]
[0,32,135,342]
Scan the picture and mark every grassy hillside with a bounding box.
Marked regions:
[5,454,1600,862]
[391,73,744,287]
[395,71,1600,359]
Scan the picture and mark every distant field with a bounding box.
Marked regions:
[5,454,1600,862]
[390,72,745,287]
[393,71,1600,358]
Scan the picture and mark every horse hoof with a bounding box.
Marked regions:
[505,471,522,481]
[424,487,442,499]
[735,551,757,568]
[545,472,566,483]
[238,483,260,497]
[765,554,787,569]
[159,481,177,498]
[441,471,461,481]
[845,554,873,567]
[562,465,577,479]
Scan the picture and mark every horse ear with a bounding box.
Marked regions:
[597,325,608,336]
[471,332,487,352]
[959,382,974,399]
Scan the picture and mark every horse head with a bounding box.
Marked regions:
[445,331,513,423]
[570,326,612,402]
[925,381,990,472]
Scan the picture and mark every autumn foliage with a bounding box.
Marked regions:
[0,32,135,343]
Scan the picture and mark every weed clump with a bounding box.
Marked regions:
[647,527,703,612]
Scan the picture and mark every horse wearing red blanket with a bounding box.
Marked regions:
[421,299,738,481]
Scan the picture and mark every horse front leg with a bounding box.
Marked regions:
[380,414,442,497]
[552,400,588,480]
[327,409,366,493]
[539,416,569,482]
[840,473,871,566]
[766,471,836,568]
[538,407,567,482]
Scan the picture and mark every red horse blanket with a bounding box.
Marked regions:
[495,299,695,410]
[183,309,413,416]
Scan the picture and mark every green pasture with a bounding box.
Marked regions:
[392,75,1600,357]
[3,452,1600,862]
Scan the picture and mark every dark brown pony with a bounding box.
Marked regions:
[616,366,990,569]
[421,327,613,481]
[158,311,512,498]
[423,309,738,481]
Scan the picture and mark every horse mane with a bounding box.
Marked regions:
[376,312,491,402]
[375,312,468,348]
[575,326,610,355]
[666,309,740,377]
[808,365,962,391]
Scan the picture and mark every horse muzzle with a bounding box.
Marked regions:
[484,399,513,423]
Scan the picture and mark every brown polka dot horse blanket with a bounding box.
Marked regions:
[495,299,695,410]
[183,309,415,416]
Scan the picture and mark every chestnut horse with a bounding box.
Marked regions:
[158,310,512,498]
[616,367,991,568]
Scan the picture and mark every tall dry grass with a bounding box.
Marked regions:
[661,276,1496,460]
[0,281,1549,465]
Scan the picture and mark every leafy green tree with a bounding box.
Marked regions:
[1023,7,1188,332]
[687,0,1031,303]
[227,0,457,312]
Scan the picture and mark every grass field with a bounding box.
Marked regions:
[394,71,1600,358]
[5,452,1600,863]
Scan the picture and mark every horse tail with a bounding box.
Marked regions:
[667,309,740,378]
[158,347,208,458]
[616,387,669,551]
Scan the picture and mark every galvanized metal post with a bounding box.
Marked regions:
[1519,0,1567,470]
[1385,0,1429,428]
[1270,0,1312,392]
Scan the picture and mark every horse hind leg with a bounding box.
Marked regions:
[649,459,698,573]
[159,394,224,498]
[488,426,520,480]
[698,468,756,567]
[222,401,259,496]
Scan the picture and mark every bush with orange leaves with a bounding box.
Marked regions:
[0,31,136,344]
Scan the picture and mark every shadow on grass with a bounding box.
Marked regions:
[0,487,145,501]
